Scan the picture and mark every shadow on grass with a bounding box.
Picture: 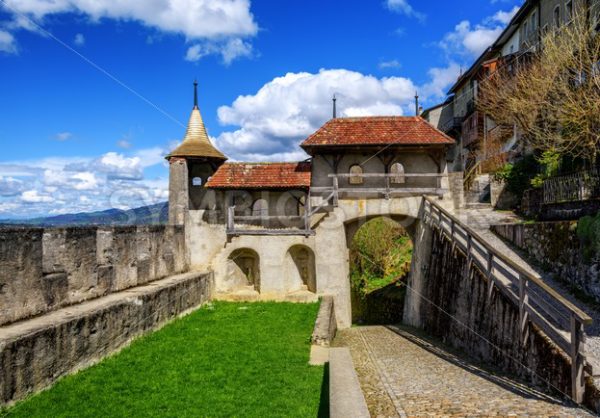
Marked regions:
[317,362,329,418]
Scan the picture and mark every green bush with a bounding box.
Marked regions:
[493,154,540,199]
[349,217,413,296]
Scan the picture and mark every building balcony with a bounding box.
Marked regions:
[462,112,484,148]
[225,172,447,236]
[441,117,463,134]
[226,209,313,236]
[311,173,447,201]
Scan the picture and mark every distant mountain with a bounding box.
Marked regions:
[0,202,168,227]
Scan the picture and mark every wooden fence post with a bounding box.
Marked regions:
[227,206,234,232]
[518,274,529,345]
[333,176,339,206]
[571,314,585,404]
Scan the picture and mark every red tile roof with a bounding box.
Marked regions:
[301,116,455,149]
[206,162,311,189]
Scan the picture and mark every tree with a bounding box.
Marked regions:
[478,10,600,163]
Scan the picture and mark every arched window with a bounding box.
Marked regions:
[390,162,406,184]
[192,177,203,187]
[349,165,364,185]
[252,198,269,217]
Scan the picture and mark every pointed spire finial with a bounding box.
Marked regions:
[193,79,198,109]
[332,94,337,119]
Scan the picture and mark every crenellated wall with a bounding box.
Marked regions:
[0,225,188,327]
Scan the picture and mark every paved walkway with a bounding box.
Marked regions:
[335,326,593,417]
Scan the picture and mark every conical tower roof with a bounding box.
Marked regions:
[167,81,227,161]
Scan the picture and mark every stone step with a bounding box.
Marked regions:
[465,203,493,210]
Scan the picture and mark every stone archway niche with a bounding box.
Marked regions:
[227,248,260,292]
[284,245,317,293]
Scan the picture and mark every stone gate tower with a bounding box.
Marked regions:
[166,81,227,225]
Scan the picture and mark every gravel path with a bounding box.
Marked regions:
[335,326,593,417]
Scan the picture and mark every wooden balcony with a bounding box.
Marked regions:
[461,112,484,148]
[226,208,313,236]
[313,173,447,202]
[225,172,447,236]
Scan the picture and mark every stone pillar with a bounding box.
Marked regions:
[168,157,189,226]
[403,218,433,328]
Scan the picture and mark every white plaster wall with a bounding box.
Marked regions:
[314,207,352,328]
[186,183,456,330]
[211,235,316,295]
[311,152,444,191]
[186,210,227,270]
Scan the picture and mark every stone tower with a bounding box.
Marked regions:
[166,81,227,225]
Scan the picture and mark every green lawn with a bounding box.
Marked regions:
[1,302,326,418]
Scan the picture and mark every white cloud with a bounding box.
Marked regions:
[117,139,132,149]
[213,68,463,161]
[421,63,462,98]
[0,202,19,213]
[73,33,85,46]
[71,172,99,190]
[21,190,53,203]
[379,59,402,70]
[492,6,520,25]
[0,30,18,54]
[2,0,258,63]
[439,6,518,58]
[185,37,253,65]
[94,152,143,180]
[55,131,73,141]
[385,0,425,21]
[0,176,25,196]
[3,0,258,39]
[440,20,503,58]
[0,147,169,218]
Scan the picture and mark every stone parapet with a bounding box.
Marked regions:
[0,225,188,327]
[0,271,213,406]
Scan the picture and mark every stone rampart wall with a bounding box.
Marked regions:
[406,226,575,398]
[0,225,188,327]
[0,271,212,406]
[492,222,600,304]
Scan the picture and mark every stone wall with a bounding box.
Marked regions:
[447,171,465,209]
[492,222,600,304]
[490,179,518,210]
[406,226,575,397]
[0,225,188,327]
[0,271,213,406]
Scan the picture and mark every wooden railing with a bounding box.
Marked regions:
[310,173,446,201]
[543,168,600,204]
[226,206,313,236]
[422,196,592,403]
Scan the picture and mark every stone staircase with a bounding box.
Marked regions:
[466,174,492,209]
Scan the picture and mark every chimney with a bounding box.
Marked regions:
[414,92,420,116]
[332,94,337,119]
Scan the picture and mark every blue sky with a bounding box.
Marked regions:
[0,0,522,218]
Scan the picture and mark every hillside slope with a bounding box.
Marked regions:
[0,202,168,227]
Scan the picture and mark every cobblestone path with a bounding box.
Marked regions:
[334,326,593,417]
